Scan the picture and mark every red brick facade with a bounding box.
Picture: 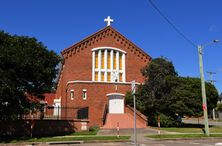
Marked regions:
[56,26,151,127]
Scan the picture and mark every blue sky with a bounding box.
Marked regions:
[1,0,222,93]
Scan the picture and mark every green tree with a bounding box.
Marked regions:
[137,57,177,126]
[0,31,60,121]
[166,77,218,118]
[127,57,219,127]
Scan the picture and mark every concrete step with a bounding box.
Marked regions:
[102,113,146,129]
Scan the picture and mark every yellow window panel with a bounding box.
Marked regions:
[101,50,105,69]
[119,54,122,70]
[107,72,111,82]
[95,72,98,81]
[113,51,116,69]
[95,51,98,69]
[107,50,111,69]
[119,73,123,82]
[101,72,105,81]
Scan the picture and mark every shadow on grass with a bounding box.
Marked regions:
[178,123,215,134]
[180,123,204,128]
[0,133,71,143]
[0,136,34,143]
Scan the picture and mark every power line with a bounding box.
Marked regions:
[148,0,197,48]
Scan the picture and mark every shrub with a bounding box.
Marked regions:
[89,125,99,132]
[159,113,177,127]
[216,103,222,111]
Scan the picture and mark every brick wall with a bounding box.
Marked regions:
[0,119,89,137]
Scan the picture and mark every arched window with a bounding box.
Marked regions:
[92,47,126,82]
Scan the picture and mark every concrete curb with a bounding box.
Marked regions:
[46,141,83,145]
[148,137,222,141]
[84,139,131,143]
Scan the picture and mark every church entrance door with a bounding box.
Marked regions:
[108,94,124,114]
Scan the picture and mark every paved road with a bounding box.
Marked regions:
[35,139,222,146]
[6,137,222,146]
[97,128,222,146]
[5,127,222,146]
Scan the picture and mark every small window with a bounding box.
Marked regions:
[70,89,74,100]
[82,89,87,100]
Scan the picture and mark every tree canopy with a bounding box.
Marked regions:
[126,57,219,126]
[0,31,60,120]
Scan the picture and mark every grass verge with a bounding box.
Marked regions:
[160,126,222,133]
[63,126,100,136]
[68,128,99,135]
[147,134,222,139]
[0,136,130,143]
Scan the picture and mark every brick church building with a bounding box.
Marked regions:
[53,17,152,129]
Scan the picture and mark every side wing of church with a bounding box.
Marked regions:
[55,24,151,129]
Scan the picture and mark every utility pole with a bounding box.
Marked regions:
[198,45,210,136]
[207,71,216,120]
[197,40,219,136]
[131,80,137,146]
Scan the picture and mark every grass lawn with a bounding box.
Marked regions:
[0,126,131,143]
[0,136,130,143]
[147,134,222,139]
[68,128,99,135]
[160,126,222,133]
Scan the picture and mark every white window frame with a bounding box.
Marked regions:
[92,47,126,83]
[70,89,74,100]
[82,89,87,100]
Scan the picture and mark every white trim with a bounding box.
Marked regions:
[116,51,119,82]
[106,93,125,97]
[104,49,107,82]
[122,54,126,82]
[110,50,114,82]
[92,47,127,54]
[67,80,141,85]
[54,98,61,103]
[92,51,95,81]
[98,50,101,81]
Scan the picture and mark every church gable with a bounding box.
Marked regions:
[56,26,152,86]
[61,26,151,63]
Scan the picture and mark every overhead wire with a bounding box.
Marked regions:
[148,0,197,48]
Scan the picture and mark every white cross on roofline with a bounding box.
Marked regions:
[104,16,114,26]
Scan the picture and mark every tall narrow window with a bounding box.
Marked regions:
[101,50,105,69]
[95,51,99,69]
[113,51,116,69]
[107,50,111,69]
[119,54,122,70]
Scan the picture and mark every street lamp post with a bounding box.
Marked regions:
[198,40,219,136]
